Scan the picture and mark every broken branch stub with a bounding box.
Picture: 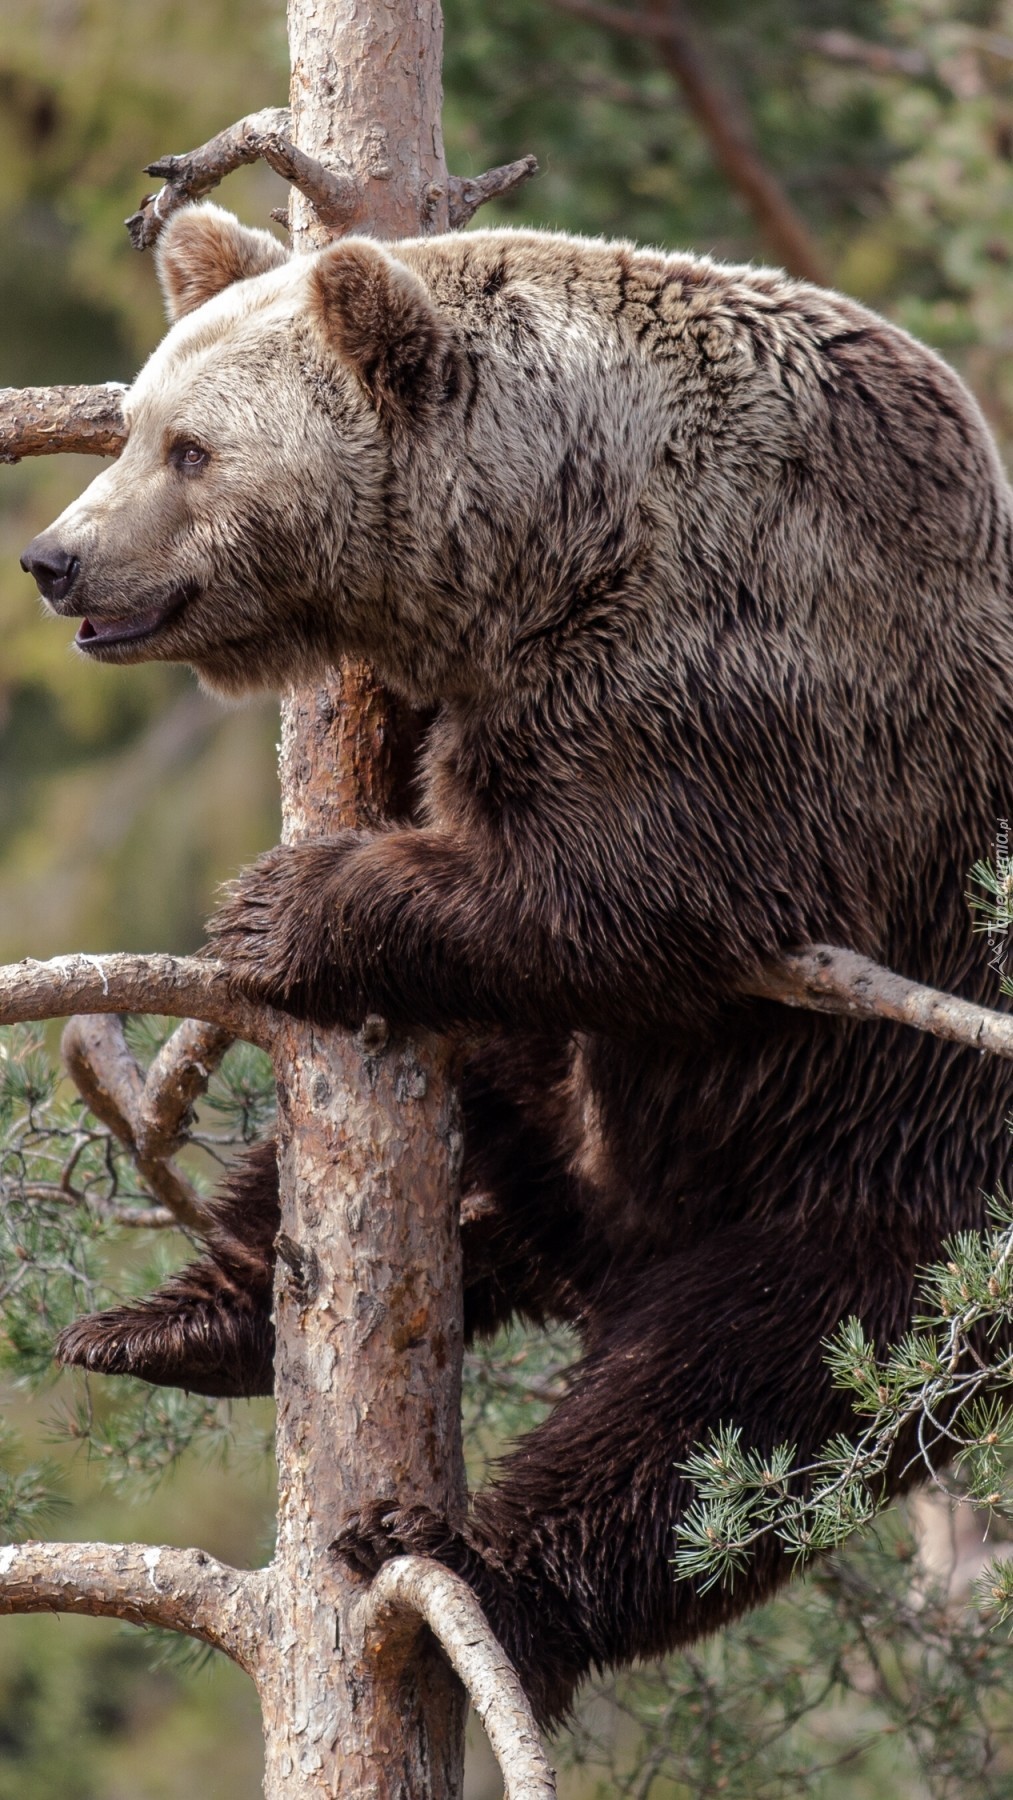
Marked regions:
[447,156,539,228]
[126,106,363,249]
[0,384,127,463]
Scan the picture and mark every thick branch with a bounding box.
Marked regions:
[0,384,126,462]
[7,942,1013,1075]
[60,1015,233,1231]
[360,1558,556,1800]
[447,156,539,228]
[0,1541,263,1669]
[547,0,827,283]
[747,944,1013,1060]
[126,107,362,249]
[0,953,276,1049]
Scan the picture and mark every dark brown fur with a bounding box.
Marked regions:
[32,208,1013,1726]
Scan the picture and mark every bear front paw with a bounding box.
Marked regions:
[332,1501,516,1591]
[332,1501,471,1577]
[206,838,364,1026]
[55,1291,274,1398]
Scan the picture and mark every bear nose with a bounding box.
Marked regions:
[20,539,81,605]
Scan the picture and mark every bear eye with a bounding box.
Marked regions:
[169,440,210,475]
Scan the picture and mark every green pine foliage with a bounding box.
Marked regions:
[566,1516,1013,1798]
[674,1193,1013,1596]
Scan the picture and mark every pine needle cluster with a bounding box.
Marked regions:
[674,1192,1013,1629]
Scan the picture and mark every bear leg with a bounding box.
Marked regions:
[54,1033,601,1394]
[55,1138,279,1397]
[334,1219,912,1727]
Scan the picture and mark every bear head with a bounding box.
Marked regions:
[21,204,460,698]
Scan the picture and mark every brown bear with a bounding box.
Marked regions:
[21,202,1013,1727]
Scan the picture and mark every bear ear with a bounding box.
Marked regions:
[309,238,456,422]
[156,203,290,322]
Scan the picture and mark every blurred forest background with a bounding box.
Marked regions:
[2,0,1013,1795]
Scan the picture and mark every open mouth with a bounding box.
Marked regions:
[74,586,195,654]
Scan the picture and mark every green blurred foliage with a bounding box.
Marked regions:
[2,0,1013,1793]
[0,1024,274,1797]
[0,2,289,965]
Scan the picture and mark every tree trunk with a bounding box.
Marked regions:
[255,3,467,1795]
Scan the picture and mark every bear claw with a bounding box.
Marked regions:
[331,1501,467,1577]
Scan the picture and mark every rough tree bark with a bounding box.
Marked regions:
[252,6,468,1793]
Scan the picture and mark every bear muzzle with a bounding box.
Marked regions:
[22,533,198,658]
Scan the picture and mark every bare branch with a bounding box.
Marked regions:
[60,1015,225,1231]
[137,1017,235,1155]
[96,1201,180,1229]
[18,1184,176,1228]
[0,953,276,1050]
[447,156,539,228]
[748,944,1013,1061]
[63,1012,234,1167]
[0,384,127,463]
[0,1540,264,1670]
[546,0,828,284]
[126,107,362,249]
[804,30,933,81]
[547,0,681,40]
[359,1557,556,1800]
